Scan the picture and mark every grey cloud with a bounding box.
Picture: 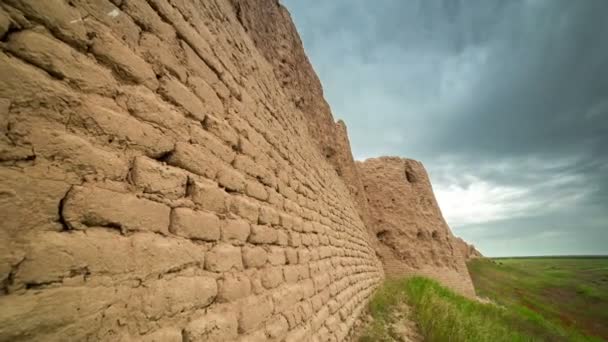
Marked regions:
[283,0,608,256]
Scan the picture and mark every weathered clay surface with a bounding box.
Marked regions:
[358,157,476,297]
[455,237,484,260]
[0,0,477,340]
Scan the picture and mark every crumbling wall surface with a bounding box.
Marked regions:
[0,0,384,341]
[358,157,476,297]
[229,1,374,232]
[455,237,483,260]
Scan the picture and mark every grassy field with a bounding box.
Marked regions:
[359,276,599,342]
[468,257,608,340]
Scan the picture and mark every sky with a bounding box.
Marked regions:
[282,0,608,257]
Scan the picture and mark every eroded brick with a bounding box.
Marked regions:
[230,196,259,223]
[242,246,267,268]
[170,207,220,241]
[189,179,230,213]
[183,312,238,341]
[205,244,243,272]
[239,295,274,332]
[221,219,250,244]
[131,156,187,199]
[62,185,170,234]
[249,225,277,244]
[218,273,251,302]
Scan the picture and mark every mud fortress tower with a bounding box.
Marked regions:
[0,0,478,341]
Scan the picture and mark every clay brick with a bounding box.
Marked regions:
[239,295,274,332]
[5,30,117,95]
[310,234,320,247]
[230,196,259,223]
[217,167,246,192]
[121,0,175,41]
[292,217,304,232]
[259,206,279,225]
[278,182,298,202]
[298,265,311,280]
[6,0,89,49]
[139,32,187,81]
[87,20,158,90]
[30,130,129,180]
[313,274,331,292]
[319,246,333,259]
[249,225,277,244]
[283,309,301,329]
[166,142,221,179]
[205,244,243,272]
[298,249,311,264]
[62,185,170,234]
[289,231,302,247]
[267,188,284,208]
[189,179,230,213]
[311,307,330,330]
[249,271,265,295]
[279,213,294,229]
[221,219,250,245]
[122,86,188,137]
[237,330,267,342]
[284,199,302,216]
[284,326,310,342]
[188,75,225,118]
[283,266,299,284]
[233,154,259,177]
[183,312,238,341]
[242,246,267,268]
[277,230,289,246]
[83,96,175,157]
[273,284,303,313]
[170,207,220,241]
[261,267,284,289]
[131,156,187,199]
[285,248,299,265]
[301,279,316,298]
[218,273,251,302]
[265,315,289,340]
[301,234,312,246]
[238,136,260,158]
[246,181,268,201]
[141,328,183,342]
[142,276,217,319]
[158,75,205,121]
[267,246,286,265]
[204,114,239,147]
[303,221,314,233]
[190,125,235,163]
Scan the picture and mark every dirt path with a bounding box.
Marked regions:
[349,303,424,342]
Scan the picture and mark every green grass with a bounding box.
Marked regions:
[359,276,601,342]
[359,277,411,341]
[468,257,608,340]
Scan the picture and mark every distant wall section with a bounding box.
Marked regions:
[358,157,476,297]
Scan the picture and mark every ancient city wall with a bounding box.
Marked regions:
[358,157,476,297]
[0,0,480,340]
[0,0,384,341]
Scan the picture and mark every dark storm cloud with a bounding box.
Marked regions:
[283,0,608,256]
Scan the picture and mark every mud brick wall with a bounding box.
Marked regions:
[358,157,476,298]
[0,0,383,341]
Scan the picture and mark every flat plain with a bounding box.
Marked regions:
[468,257,608,340]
